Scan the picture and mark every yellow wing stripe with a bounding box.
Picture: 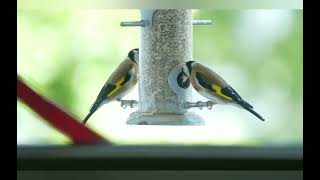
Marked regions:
[107,76,126,97]
[212,84,233,100]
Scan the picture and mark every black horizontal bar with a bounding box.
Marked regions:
[17,145,303,170]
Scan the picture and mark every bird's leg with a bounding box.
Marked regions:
[120,100,139,109]
[183,101,217,110]
[116,98,122,102]
[206,101,217,110]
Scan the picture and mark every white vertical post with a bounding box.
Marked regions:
[127,9,204,125]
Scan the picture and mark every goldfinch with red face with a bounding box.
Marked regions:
[82,48,139,125]
[185,61,265,121]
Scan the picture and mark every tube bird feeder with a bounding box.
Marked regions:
[121,9,213,125]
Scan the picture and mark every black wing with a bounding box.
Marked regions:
[221,86,264,121]
[83,66,135,125]
[120,69,133,86]
[221,86,253,108]
[82,83,116,124]
[90,84,116,111]
[93,68,133,108]
[195,72,216,92]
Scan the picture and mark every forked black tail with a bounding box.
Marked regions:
[82,111,94,125]
[239,100,265,121]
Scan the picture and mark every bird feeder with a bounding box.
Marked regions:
[120,9,214,125]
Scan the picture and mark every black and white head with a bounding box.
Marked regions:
[185,61,195,74]
[128,48,139,64]
[177,67,190,89]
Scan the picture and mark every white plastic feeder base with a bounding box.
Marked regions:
[127,112,204,125]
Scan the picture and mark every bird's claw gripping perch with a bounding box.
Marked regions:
[121,100,139,109]
[183,101,217,110]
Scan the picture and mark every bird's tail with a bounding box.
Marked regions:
[238,100,265,121]
[83,99,103,125]
[82,111,94,125]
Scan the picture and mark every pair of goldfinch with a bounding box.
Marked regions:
[83,49,264,125]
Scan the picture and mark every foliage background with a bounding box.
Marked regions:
[17,10,303,146]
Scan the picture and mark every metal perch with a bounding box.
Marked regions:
[183,101,217,110]
[120,20,213,27]
[120,100,217,110]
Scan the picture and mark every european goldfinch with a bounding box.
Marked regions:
[185,61,265,121]
[82,48,139,125]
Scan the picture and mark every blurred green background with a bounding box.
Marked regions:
[17,10,302,146]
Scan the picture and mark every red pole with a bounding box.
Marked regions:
[17,76,109,145]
